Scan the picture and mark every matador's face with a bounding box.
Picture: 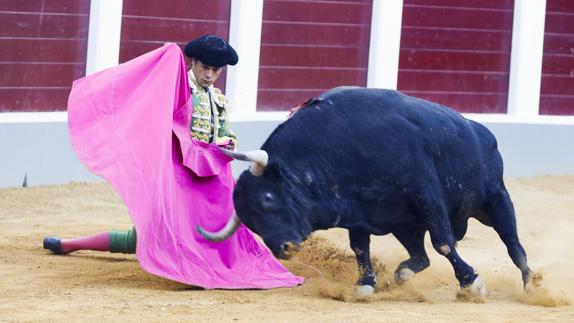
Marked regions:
[190,58,223,88]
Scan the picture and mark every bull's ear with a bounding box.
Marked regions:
[264,162,282,182]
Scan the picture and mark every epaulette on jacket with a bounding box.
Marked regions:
[212,87,230,109]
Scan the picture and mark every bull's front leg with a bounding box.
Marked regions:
[349,230,376,298]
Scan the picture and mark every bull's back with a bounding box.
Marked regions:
[290,88,493,156]
[265,88,501,187]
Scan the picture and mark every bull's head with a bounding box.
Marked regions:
[196,148,307,259]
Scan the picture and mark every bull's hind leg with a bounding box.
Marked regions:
[392,225,430,283]
[481,189,533,289]
[349,230,376,298]
[415,194,486,297]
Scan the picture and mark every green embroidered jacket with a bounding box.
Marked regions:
[188,71,237,148]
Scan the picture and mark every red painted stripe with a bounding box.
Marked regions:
[540,0,574,115]
[540,75,574,95]
[398,70,509,92]
[540,95,574,115]
[401,28,511,51]
[120,18,229,43]
[0,39,88,62]
[119,0,232,96]
[402,6,513,30]
[544,12,574,34]
[0,88,71,112]
[261,23,371,45]
[404,0,513,10]
[401,91,508,113]
[0,63,84,87]
[263,0,371,24]
[0,0,90,13]
[257,89,326,112]
[260,45,369,67]
[399,50,511,71]
[546,0,574,13]
[122,0,231,19]
[542,34,574,55]
[0,12,89,38]
[257,0,371,111]
[0,0,88,112]
[399,1,513,113]
[258,67,367,89]
[541,55,574,75]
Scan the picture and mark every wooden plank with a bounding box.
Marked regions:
[120,18,228,42]
[0,1,89,112]
[0,88,71,112]
[401,91,508,113]
[122,0,230,20]
[0,12,89,38]
[542,34,574,55]
[546,0,574,13]
[541,55,574,75]
[0,0,90,13]
[257,89,508,114]
[540,0,574,114]
[401,28,511,51]
[399,50,511,71]
[0,63,84,86]
[259,45,368,67]
[261,23,370,45]
[258,67,367,89]
[539,95,574,115]
[402,6,513,30]
[263,0,371,24]
[540,75,574,95]
[0,39,87,62]
[404,0,513,10]
[396,1,514,113]
[257,0,372,111]
[256,89,326,112]
[398,70,509,92]
[119,0,231,74]
[544,12,574,34]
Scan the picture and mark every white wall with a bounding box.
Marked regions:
[1,116,574,188]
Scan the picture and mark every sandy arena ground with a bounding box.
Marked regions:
[1,176,573,322]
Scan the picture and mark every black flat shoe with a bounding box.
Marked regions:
[43,237,62,255]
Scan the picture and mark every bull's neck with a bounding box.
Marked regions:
[283,171,349,231]
[309,198,353,230]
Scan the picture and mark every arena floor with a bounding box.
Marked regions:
[1,176,573,322]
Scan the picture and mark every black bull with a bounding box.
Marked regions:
[198,87,535,296]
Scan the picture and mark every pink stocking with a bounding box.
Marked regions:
[60,232,110,254]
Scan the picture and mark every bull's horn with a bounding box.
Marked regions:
[196,213,242,242]
[219,148,268,176]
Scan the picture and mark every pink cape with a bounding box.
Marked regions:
[67,44,303,289]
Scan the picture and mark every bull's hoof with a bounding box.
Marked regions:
[469,276,486,298]
[525,272,544,293]
[395,268,415,283]
[355,285,375,300]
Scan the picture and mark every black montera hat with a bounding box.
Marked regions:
[184,34,238,67]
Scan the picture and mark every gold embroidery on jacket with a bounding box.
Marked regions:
[188,71,236,146]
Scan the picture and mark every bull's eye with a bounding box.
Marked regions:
[261,192,279,210]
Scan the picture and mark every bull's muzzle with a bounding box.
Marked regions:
[279,241,301,259]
